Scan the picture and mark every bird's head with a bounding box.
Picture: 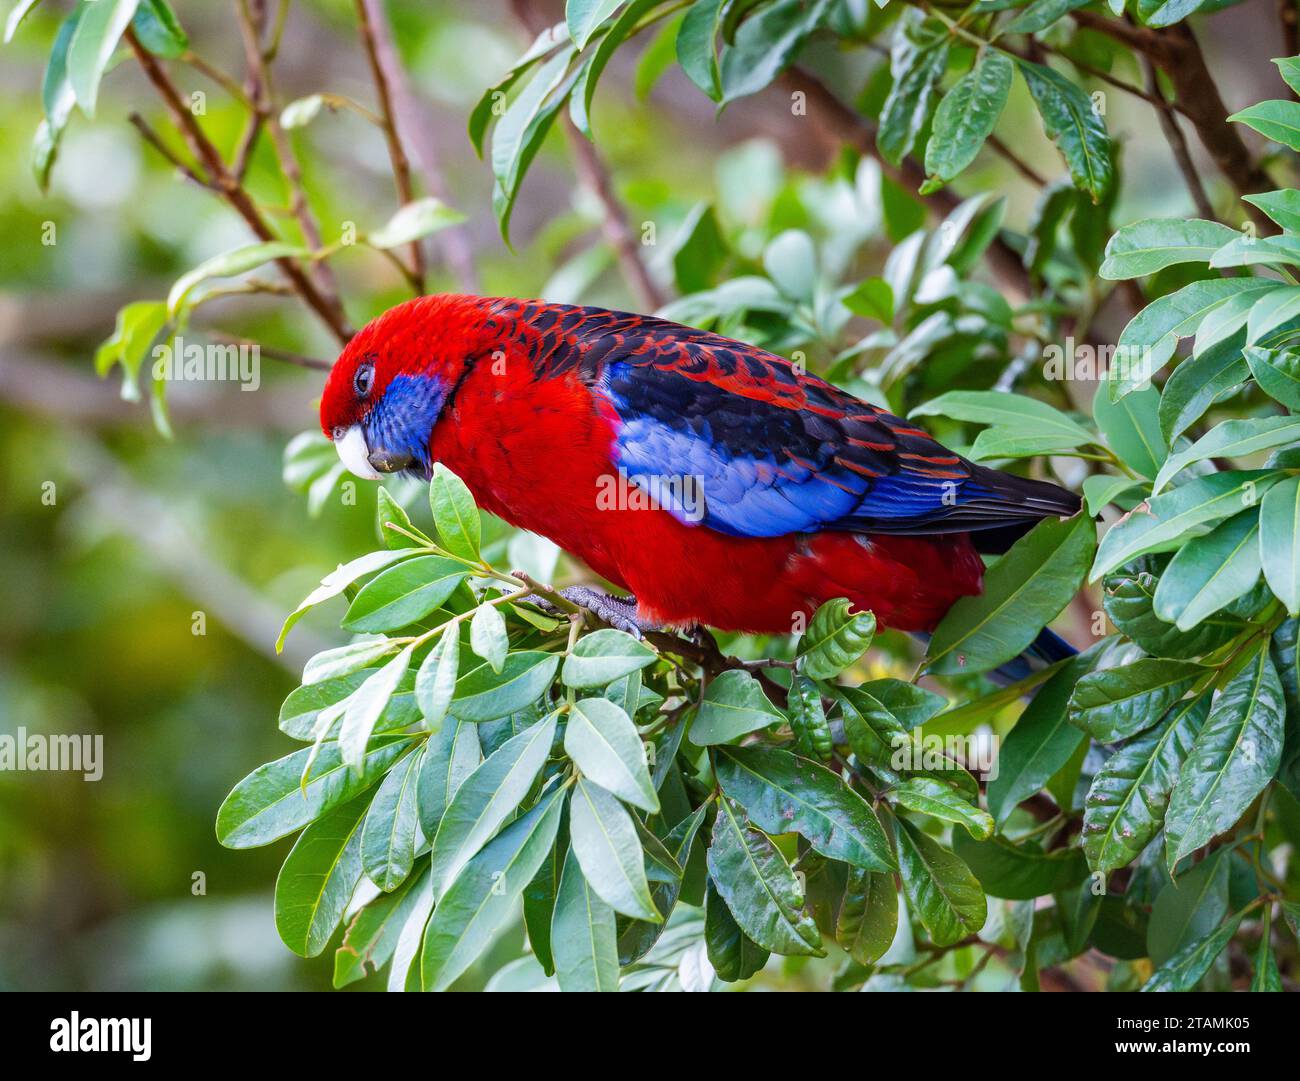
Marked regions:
[320,294,490,481]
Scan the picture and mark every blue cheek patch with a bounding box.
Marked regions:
[364,373,446,478]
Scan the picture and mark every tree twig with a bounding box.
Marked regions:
[1142,55,1218,222]
[355,0,426,293]
[125,26,354,343]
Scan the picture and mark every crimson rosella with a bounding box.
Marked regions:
[320,294,1079,656]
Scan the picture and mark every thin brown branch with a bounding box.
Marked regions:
[128,112,216,190]
[354,0,481,292]
[986,132,1048,187]
[208,333,331,371]
[355,0,426,293]
[124,26,353,343]
[1072,12,1274,231]
[234,0,345,312]
[1142,56,1218,222]
[565,120,666,310]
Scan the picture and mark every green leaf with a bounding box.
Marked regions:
[569,0,660,136]
[788,673,832,762]
[67,0,139,116]
[1246,346,1300,410]
[333,864,428,987]
[93,299,168,400]
[428,463,481,561]
[1148,847,1229,966]
[429,711,558,898]
[420,789,565,991]
[1165,646,1285,870]
[1153,511,1262,630]
[878,37,949,167]
[1104,569,1244,659]
[468,21,565,155]
[5,0,42,43]
[689,669,786,745]
[1252,930,1283,991]
[1017,58,1113,201]
[414,625,460,730]
[923,51,1013,188]
[1091,471,1281,581]
[1153,417,1300,497]
[910,389,1092,446]
[928,513,1094,676]
[274,792,369,958]
[339,645,413,769]
[132,0,187,58]
[1092,383,1167,480]
[469,603,508,674]
[1160,335,1252,443]
[705,879,769,981]
[895,777,993,839]
[451,650,559,721]
[1141,910,1245,992]
[566,0,621,47]
[367,197,465,250]
[857,679,946,729]
[1229,99,1300,151]
[763,229,817,304]
[561,628,656,688]
[279,93,323,129]
[706,796,822,955]
[278,548,417,652]
[842,277,894,323]
[715,744,894,871]
[550,848,620,991]
[279,668,418,742]
[987,652,1092,826]
[1261,476,1300,616]
[361,745,425,891]
[167,241,309,317]
[342,556,466,633]
[717,0,834,105]
[1067,658,1202,742]
[675,0,727,100]
[1212,232,1300,270]
[1003,0,1091,33]
[835,867,898,965]
[797,598,876,680]
[896,818,987,945]
[1099,218,1238,279]
[570,777,660,922]
[374,486,417,549]
[1243,188,1300,233]
[416,718,481,839]
[1082,695,1209,874]
[217,738,413,848]
[565,697,658,813]
[1083,474,1143,516]
[951,831,1088,900]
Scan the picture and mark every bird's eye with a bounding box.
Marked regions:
[331,425,347,442]
[354,363,375,397]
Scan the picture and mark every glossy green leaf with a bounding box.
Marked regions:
[361,744,425,891]
[797,598,876,679]
[1228,99,1300,151]
[415,625,460,729]
[1018,58,1113,201]
[1141,910,1245,991]
[565,0,621,48]
[1165,646,1285,870]
[675,0,727,100]
[451,651,559,721]
[1152,416,1300,496]
[878,37,948,167]
[274,793,369,958]
[1099,218,1238,279]
[570,777,660,922]
[217,738,413,849]
[279,549,418,652]
[715,744,894,871]
[689,669,786,745]
[1091,471,1281,581]
[1243,188,1300,232]
[561,628,656,688]
[550,848,619,992]
[706,796,822,955]
[1082,696,1209,874]
[333,864,428,987]
[420,790,565,991]
[1067,658,1202,742]
[895,777,993,839]
[1246,346,1300,410]
[951,831,1088,900]
[428,463,480,561]
[367,198,464,250]
[1261,476,1300,615]
[67,0,139,116]
[339,645,413,769]
[928,513,1094,675]
[835,867,898,965]
[565,697,658,812]
[788,673,832,762]
[705,878,769,981]
[896,818,986,945]
[1092,383,1166,480]
[167,241,309,317]
[1152,511,1261,631]
[429,711,557,898]
[1148,847,1229,966]
[923,50,1013,189]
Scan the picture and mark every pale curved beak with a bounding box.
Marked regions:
[334,424,382,480]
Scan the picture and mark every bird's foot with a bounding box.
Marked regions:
[513,579,658,639]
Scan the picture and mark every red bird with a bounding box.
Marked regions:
[320,294,1078,645]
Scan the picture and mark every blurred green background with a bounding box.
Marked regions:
[0,0,1285,990]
